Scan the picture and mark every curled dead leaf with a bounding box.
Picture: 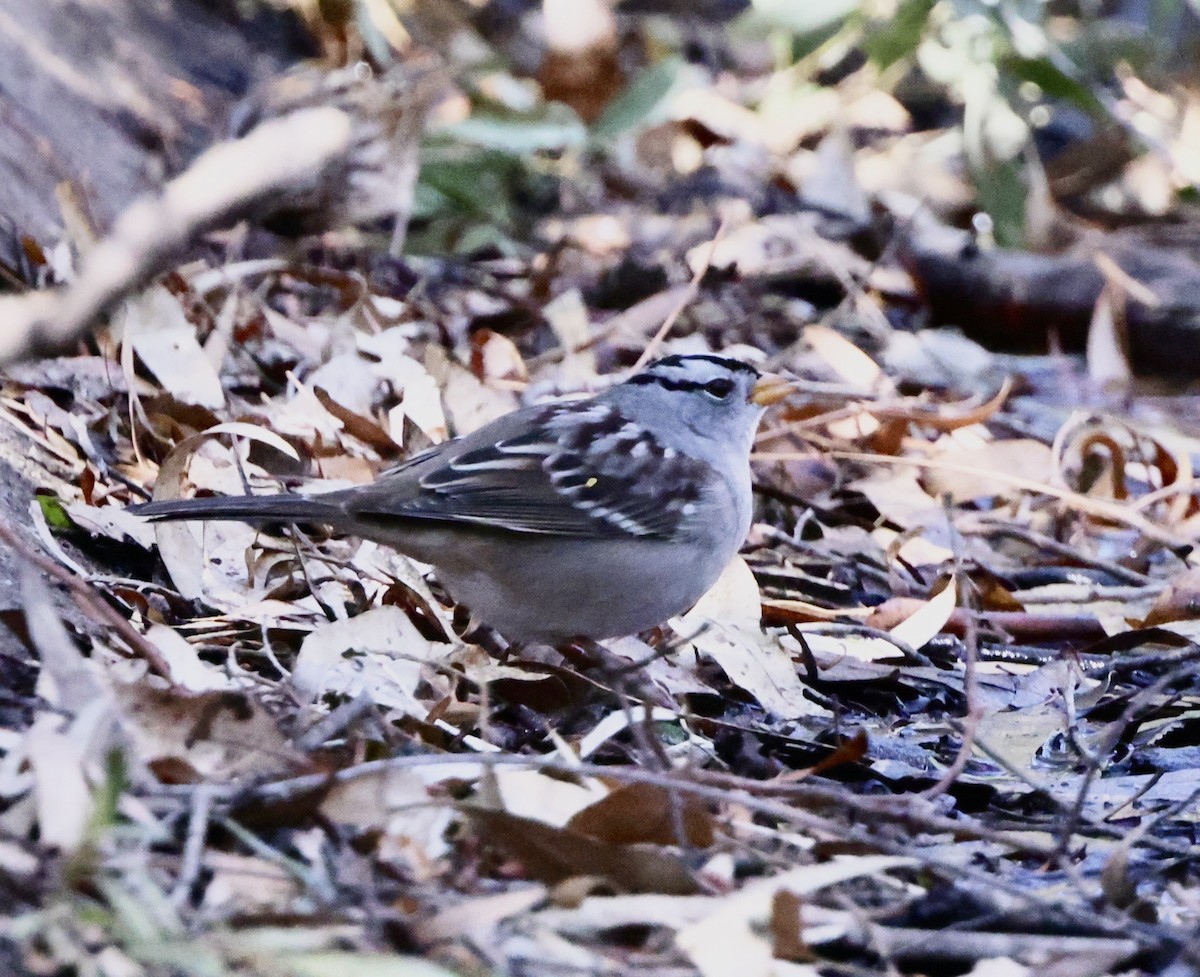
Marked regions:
[567,782,715,848]
[1142,566,1200,627]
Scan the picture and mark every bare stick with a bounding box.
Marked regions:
[0,107,354,365]
[920,499,980,801]
[171,782,217,907]
[632,216,729,372]
[0,518,174,681]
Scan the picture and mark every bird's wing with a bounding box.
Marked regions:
[345,402,712,538]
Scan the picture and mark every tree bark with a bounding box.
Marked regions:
[0,0,312,270]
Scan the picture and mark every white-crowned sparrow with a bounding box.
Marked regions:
[136,354,789,643]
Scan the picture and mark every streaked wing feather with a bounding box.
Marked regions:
[346,402,709,538]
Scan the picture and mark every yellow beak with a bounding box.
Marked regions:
[751,372,791,407]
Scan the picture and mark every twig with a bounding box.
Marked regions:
[632,216,729,372]
[0,107,356,365]
[560,638,674,768]
[232,751,1061,861]
[849,925,1137,967]
[1012,584,1164,604]
[784,449,1192,548]
[604,624,710,676]
[792,622,931,666]
[288,530,339,623]
[0,518,173,682]
[216,814,334,901]
[967,521,1152,586]
[967,729,1191,858]
[296,690,378,752]
[150,748,1176,944]
[921,502,980,800]
[1055,660,1200,859]
[171,782,216,907]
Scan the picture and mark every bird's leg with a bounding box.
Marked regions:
[557,638,669,706]
[558,637,675,769]
[462,618,512,663]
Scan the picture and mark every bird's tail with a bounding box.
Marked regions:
[134,492,345,526]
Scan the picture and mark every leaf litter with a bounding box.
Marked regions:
[4,4,1200,977]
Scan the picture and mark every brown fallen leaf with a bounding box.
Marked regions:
[567,781,715,848]
[1142,566,1200,627]
[115,685,304,782]
[313,385,400,455]
[466,807,700,895]
[870,376,1013,433]
[538,0,622,124]
[773,729,869,783]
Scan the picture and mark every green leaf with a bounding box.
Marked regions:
[411,180,453,222]
[973,157,1028,249]
[417,151,518,224]
[91,748,128,830]
[455,223,519,257]
[861,0,936,71]
[591,57,683,144]
[438,102,586,154]
[1004,55,1105,116]
[37,494,73,530]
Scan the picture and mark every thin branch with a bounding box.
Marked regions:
[0,518,173,681]
[632,215,729,372]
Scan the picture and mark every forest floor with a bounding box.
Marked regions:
[4,2,1200,975]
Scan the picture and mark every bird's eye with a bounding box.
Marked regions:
[703,378,735,400]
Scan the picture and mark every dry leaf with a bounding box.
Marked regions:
[144,623,244,693]
[426,345,518,436]
[887,576,957,650]
[150,423,299,605]
[120,285,226,409]
[922,439,1054,502]
[492,768,608,827]
[291,605,451,711]
[1142,566,1200,626]
[26,715,93,851]
[804,324,892,394]
[676,858,915,977]
[1086,280,1132,394]
[321,766,454,875]
[567,782,715,848]
[676,558,829,718]
[65,502,157,549]
[114,684,299,781]
[467,807,700,894]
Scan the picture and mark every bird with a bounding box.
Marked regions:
[136,354,790,644]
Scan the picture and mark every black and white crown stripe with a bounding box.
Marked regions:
[627,354,760,395]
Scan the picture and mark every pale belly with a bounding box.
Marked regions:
[429,532,737,643]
